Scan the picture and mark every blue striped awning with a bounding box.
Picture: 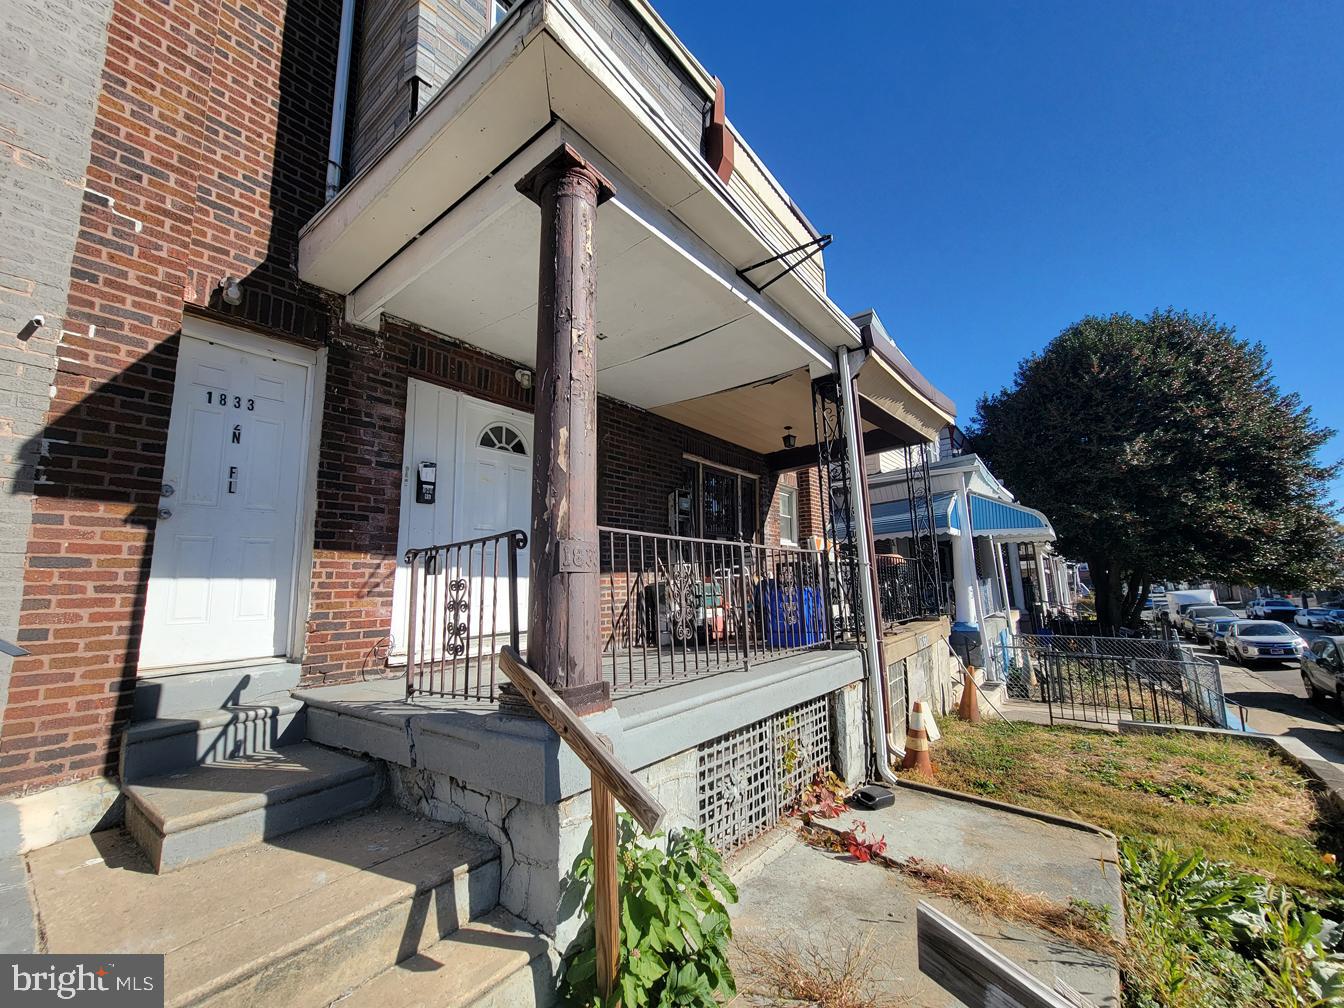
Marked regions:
[967,493,1054,541]
[868,492,959,538]
[864,491,1055,543]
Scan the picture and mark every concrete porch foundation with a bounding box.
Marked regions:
[296,649,867,946]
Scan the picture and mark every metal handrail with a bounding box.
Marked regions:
[404,529,527,700]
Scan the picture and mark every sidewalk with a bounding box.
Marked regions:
[728,786,1122,1007]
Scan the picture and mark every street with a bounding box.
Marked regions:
[1188,629,1344,768]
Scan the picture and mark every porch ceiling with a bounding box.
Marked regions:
[367,189,820,410]
[299,0,862,412]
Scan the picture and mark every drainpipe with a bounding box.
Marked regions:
[836,349,899,786]
[325,0,358,201]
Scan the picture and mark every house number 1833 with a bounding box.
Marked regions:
[206,390,255,410]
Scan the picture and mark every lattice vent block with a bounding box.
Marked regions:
[696,695,832,852]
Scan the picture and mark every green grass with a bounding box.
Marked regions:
[921,720,1343,896]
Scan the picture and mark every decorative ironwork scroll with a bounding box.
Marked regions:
[811,375,861,641]
[904,443,944,618]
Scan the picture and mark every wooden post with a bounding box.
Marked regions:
[516,144,615,715]
[592,735,620,1005]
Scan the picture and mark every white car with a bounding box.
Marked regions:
[1225,620,1306,664]
[1248,597,1299,621]
[1294,607,1333,630]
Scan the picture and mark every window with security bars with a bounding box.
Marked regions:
[695,695,832,852]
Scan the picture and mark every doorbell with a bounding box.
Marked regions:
[416,462,437,505]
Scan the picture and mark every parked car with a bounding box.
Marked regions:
[1295,607,1334,630]
[1247,597,1299,621]
[1324,609,1344,634]
[1225,621,1306,664]
[1166,589,1216,622]
[1301,636,1344,710]
[1181,605,1238,641]
[1208,617,1242,654]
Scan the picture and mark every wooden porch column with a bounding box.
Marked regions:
[516,145,614,714]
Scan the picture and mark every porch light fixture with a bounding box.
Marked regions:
[514,367,533,390]
[782,426,797,449]
[218,276,243,306]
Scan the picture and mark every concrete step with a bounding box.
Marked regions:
[333,907,555,1008]
[133,661,303,721]
[26,808,503,1008]
[121,698,307,783]
[124,742,381,872]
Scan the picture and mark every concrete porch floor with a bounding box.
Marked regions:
[728,786,1123,1008]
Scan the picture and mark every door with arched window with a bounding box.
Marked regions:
[392,380,532,659]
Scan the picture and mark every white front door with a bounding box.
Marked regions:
[392,380,531,656]
[139,329,312,670]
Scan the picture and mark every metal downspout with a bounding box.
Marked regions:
[836,349,899,785]
[325,0,358,201]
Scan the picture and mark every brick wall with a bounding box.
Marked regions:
[0,0,116,774]
[303,319,536,683]
[305,317,789,685]
[0,0,343,797]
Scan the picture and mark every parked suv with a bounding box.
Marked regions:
[1181,605,1237,641]
[1301,637,1344,712]
[1248,597,1299,622]
[1226,621,1305,665]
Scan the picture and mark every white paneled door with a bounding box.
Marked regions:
[392,380,531,657]
[139,331,312,670]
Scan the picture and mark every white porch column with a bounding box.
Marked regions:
[991,537,1011,617]
[1035,548,1051,607]
[1007,541,1026,610]
[952,481,978,624]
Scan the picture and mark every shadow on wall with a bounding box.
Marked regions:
[1,0,346,784]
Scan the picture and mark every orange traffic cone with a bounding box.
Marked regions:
[900,701,935,774]
[958,666,982,723]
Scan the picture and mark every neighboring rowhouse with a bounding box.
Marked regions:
[866,422,1077,675]
[0,0,957,986]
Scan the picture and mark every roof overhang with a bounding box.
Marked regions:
[297,0,863,411]
[850,312,957,445]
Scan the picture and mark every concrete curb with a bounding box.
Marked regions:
[891,776,1117,841]
[1119,720,1344,816]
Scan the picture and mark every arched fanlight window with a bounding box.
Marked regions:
[479,423,527,455]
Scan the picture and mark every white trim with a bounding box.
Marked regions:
[680,452,756,481]
[778,484,799,547]
[144,318,320,669]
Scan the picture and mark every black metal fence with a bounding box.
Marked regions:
[996,633,1227,728]
[599,527,843,692]
[404,530,526,700]
[404,526,850,701]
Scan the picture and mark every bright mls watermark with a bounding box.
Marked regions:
[3,955,163,1007]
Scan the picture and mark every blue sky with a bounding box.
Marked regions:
[656,0,1344,505]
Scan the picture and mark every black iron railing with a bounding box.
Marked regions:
[404,530,526,700]
[404,526,848,701]
[599,527,840,691]
[993,634,1227,728]
[874,554,928,632]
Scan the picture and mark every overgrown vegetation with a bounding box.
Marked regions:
[562,816,737,1008]
[919,720,1344,1005]
[1121,842,1344,1007]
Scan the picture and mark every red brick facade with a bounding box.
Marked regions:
[0,0,342,796]
[0,0,816,798]
[303,316,797,684]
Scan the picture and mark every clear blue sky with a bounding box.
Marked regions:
[656,0,1344,505]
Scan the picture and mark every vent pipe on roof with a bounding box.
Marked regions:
[325,0,358,201]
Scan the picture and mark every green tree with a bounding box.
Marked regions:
[968,310,1343,632]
